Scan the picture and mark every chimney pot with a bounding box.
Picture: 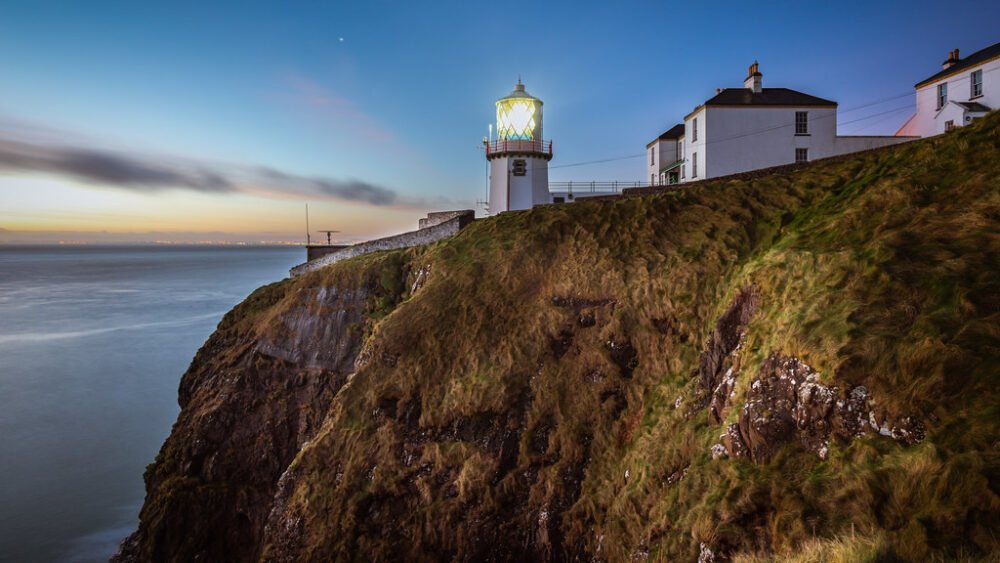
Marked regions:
[744,61,762,93]
[942,48,961,70]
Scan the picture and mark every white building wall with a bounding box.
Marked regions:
[646,139,681,185]
[489,155,549,213]
[700,106,836,178]
[678,106,911,180]
[646,143,658,185]
[898,56,1000,137]
[682,109,707,181]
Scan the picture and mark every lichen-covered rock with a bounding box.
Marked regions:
[725,354,922,463]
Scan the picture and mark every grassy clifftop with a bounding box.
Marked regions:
[122,113,1000,562]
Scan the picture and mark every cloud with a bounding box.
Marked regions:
[0,132,404,207]
[255,166,397,206]
[0,139,232,192]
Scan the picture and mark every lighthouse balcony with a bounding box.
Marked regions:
[485,138,553,161]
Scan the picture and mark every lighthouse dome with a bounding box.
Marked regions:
[496,79,543,141]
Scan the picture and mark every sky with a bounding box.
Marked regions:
[1,0,998,244]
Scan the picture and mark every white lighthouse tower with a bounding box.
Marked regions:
[486,79,552,213]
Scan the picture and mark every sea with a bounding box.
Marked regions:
[0,245,302,563]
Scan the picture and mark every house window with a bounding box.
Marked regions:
[937,83,948,109]
[971,70,983,97]
[692,118,698,142]
[650,147,654,165]
[651,173,656,185]
[944,120,955,131]
[795,148,809,163]
[795,111,808,135]
[553,196,565,204]
[692,152,698,177]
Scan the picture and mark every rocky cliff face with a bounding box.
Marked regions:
[118,114,1000,561]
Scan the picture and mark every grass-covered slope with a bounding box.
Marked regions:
[122,113,1000,562]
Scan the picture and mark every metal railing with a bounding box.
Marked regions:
[549,180,658,193]
[485,138,553,157]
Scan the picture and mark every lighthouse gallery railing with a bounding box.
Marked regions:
[484,139,553,157]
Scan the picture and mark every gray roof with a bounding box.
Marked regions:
[954,101,991,112]
[499,80,541,103]
[658,124,685,140]
[647,123,685,147]
[916,41,1000,88]
[704,87,837,107]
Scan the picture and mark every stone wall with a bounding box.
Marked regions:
[291,210,474,277]
[306,245,349,262]
[418,210,473,230]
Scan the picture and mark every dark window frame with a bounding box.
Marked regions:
[795,111,809,135]
[971,69,983,98]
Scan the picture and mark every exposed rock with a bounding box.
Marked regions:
[113,282,367,562]
[710,443,728,459]
[606,338,639,379]
[410,263,431,294]
[665,466,688,485]
[253,286,367,371]
[698,286,759,396]
[709,366,738,424]
[652,314,689,343]
[698,542,716,563]
[721,423,747,459]
[724,354,923,463]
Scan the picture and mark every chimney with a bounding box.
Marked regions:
[744,61,762,93]
[942,48,961,70]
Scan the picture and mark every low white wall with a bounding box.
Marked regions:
[832,135,915,155]
[291,211,474,277]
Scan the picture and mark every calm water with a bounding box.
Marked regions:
[0,246,302,563]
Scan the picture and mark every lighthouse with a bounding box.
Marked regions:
[485,79,553,213]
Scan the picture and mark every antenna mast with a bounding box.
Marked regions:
[318,230,340,245]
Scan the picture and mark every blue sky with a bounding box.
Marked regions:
[1,0,998,242]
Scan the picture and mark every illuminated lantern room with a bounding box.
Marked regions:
[496,80,542,141]
[485,79,552,214]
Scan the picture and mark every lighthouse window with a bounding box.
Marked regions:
[497,99,537,140]
[512,159,527,176]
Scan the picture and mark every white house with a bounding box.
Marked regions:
[647,124,685,185]
[897,41,999,137]
[648,62,915,184]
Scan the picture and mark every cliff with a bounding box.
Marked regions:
[116,113,1000,562]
